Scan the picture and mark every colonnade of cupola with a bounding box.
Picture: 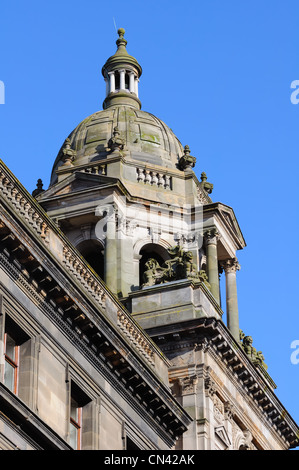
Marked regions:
[105,69,139,97]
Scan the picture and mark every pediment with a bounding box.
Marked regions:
[37,171,118,199]
[215,425,231,448]
[218,204,246,249]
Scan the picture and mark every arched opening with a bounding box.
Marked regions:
[76,240,104,280]
[139,243,170,287]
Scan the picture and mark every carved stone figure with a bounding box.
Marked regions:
[142,258,165,287]
[108,126,125,152]
[182,251,200,280]
[239,330,267,370]
[142,245,210,288]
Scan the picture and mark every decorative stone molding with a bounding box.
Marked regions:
[224,401,234,421]
[233,427,253,450]
[0,168,50,245]
[136,168,171,190]
[117,311,155,365]
[204,228,221,245]
[213,394,225,424]
[204,377,217,398]
[62,246,106,308]
[215,425,231,449]
[196,186,210,205]
[220,257,240,274]
[179,375,198,396]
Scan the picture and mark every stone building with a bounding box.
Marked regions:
[0,29,298,450]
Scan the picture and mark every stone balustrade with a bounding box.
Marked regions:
[81,164,106,176]
[62,246,107,308]
[0,167,50,244]
[117,311,155,365]
[136,167,171,190]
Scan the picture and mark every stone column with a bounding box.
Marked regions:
[134,77,139,97]
[129,72,135,93]
[120,69,126,90]
[204,229,220,304]
[108,72,115,93]
[221,258,240,341]
[105,78,109,97]
[104,207,118,294]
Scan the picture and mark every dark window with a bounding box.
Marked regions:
[76,240,104,280]
[115,71,120,90]
[126,436,140,450]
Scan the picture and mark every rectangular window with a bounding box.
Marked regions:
[70,396,82,450]
[4,332,19,394]
[2,315,31,401]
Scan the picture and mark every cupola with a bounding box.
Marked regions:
[101,28,142,110]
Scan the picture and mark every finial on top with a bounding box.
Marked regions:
[178,145,196,171]
[200,171,213,194]
[116,27,127,48]
[61,138,76,166]
[32,178,45,198]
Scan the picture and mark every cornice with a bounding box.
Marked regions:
[203,202,246,252]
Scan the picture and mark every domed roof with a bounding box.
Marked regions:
[50,105,184,185]
[50,29,185,186]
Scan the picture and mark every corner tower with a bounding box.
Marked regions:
[34,30,299,450]
[0,24,296,451]
[37,29,245,338]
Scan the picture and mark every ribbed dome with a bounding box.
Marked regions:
[50,105,184,186]
[49,29,186,187]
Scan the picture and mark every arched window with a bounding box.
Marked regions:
[76,239,104,280]
[139,243,170,287]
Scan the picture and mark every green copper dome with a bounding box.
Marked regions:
[49,29,185,186]
[50,105,184,185]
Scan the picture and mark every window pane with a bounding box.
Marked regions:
[70,397,78,421]
[5,334,16,360]
[4,361,15,392]
[70,422,78,449]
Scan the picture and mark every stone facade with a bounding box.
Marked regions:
[0,29,298,450]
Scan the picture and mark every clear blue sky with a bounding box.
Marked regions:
[0,0,298,435]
